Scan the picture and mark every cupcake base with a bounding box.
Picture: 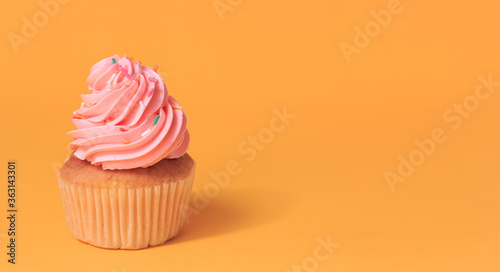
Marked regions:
[57,154,195,249]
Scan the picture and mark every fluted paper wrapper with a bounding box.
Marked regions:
[58,165,195,249]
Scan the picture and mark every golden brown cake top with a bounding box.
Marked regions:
[59,153,195,188]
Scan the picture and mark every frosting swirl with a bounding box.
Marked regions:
[68,55,190,170]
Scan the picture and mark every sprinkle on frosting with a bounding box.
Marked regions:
[107,73,116,85]
[147,87,154,97]
[122,140,130,144]
[172,105,183,110]
[148,77,158,83]
[141,128,151,137]
[112,58,116,64]
[140,101,145,109]
[154,65,159,72]
[118,65,131,79]
[153,114,160,126]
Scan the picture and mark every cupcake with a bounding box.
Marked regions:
[57,55,195,249]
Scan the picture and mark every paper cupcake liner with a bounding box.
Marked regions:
[58,165,195,249]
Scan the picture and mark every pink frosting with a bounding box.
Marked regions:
[68,55,190,170]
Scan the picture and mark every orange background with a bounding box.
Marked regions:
[1,0,500,271]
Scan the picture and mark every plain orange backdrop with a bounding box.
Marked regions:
[1,0,500,271]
